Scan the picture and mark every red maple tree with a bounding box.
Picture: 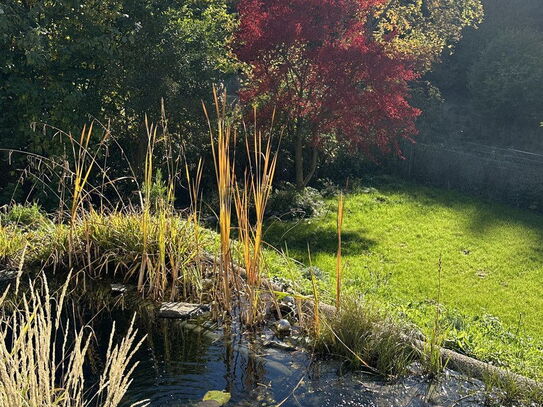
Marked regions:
[234,0,421,188]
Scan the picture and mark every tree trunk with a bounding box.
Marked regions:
[303,145,319,187]
[295,135,319,190]
[295,126,305,190]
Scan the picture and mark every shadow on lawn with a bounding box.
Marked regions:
[264,218,376,259]
[265,177,543,265]
[466,204,543,240]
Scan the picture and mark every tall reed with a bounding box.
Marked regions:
[307,247,321,336]
[204,87,235,312]
[4,112,200,303]
[67,124,103,269]
[335,193,344,311]
[234,108,278,324]
[184,160,204,270]
[137,118,156,294]
[136,109,184,300]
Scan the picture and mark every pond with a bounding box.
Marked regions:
[1,277,489,407]
[89,302,488,406]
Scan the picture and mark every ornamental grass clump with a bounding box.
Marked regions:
[234,106,279,325]
[316,297,417,377]
[0,274,147,407]
[33,211,207,301]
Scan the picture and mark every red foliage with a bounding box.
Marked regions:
[234,0,421,157]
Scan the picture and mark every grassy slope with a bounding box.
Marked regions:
[265,178,543,378]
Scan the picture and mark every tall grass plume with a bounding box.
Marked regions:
[0,273,147,407]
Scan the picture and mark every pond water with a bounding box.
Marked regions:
[90,305,488,407]
[1,277,489,407]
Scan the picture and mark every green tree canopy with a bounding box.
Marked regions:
[374,0,483,71]
[0,0,235,203]
[468,29,543,126]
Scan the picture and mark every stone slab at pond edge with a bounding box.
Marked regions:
[158,302,210,319]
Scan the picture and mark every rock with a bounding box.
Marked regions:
[282,296,295,306]
[273,319,291,336]
[269,276,293,292]
[279,296,296,318]
[158,302,210,319]
[263,339,296,352]
[110,283,127,294]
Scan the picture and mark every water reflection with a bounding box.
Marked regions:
[104,312,487,407]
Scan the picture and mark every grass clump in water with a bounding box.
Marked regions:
[26,210,214,301]
[315,297,417,377]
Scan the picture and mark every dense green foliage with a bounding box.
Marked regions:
[374,0,483,70]
[0,0,492,202]
[3,0,541,193]
[265,177,543,380]
[422,0,543,149]
[0,0,235,203]
[468,29,543,126]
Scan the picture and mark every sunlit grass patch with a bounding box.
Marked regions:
[265,177,543,380]
[0,224,27,271]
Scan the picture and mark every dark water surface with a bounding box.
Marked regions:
[1,277,487,407]
[89,307,487,407]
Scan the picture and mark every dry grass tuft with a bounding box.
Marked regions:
[0,273,147,407]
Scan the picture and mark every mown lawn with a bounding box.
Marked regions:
[265,177,543,379]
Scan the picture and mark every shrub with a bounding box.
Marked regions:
[1,203,47,229]
[267,183,325,220]
[314,178,340,198]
